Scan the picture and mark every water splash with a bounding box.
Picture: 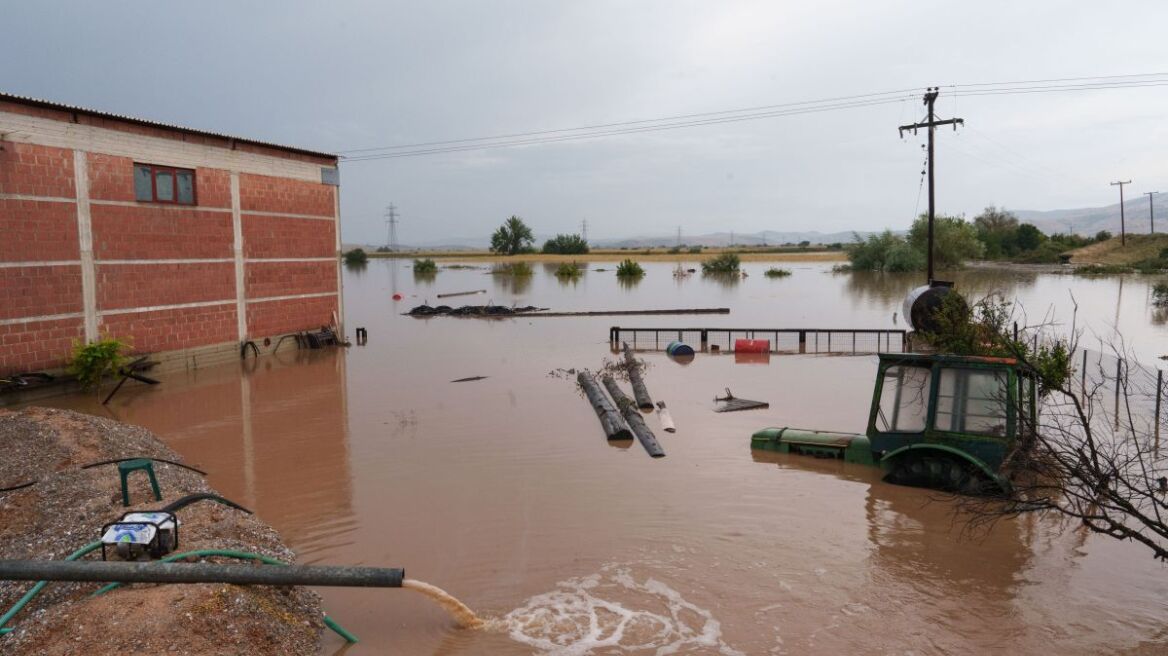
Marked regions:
[499,565,744,655]
[402,579,484,629]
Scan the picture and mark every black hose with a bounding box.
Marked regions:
[160,492,252,515]
[0,480,36,493]
[79,457,208,476]
[272,334,300,354]
[240,341,260,359]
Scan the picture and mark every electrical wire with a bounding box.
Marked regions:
[338,73,1168,161]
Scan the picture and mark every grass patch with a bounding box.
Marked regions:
[413,258,438,274]
[763,267,792,278]
[1074,263,1134,275]
[615,259,645,278]
[492,261,533,276]
[701,252,740,274]
[555,262,583,278]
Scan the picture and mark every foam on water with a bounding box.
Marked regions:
[497,565,745,655]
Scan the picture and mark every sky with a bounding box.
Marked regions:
[4,1,1168,245]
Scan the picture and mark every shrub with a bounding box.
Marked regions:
[1074,264,1133,275]
[555,262,583,278]
[492,261,533,276]
[69,337,129,391]
[343,248,368,265]
[701,252,740,274]
[542,234,589,255]
[615,259,644,278]
[1095,230,1113,242]
[413,258,438,274]
[763,267,791,278]
[688,246,703,254]
[1153,282,1168,307]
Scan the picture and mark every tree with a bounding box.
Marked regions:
[1015,223,1046,252]
[908,213,985,269]
[846,230,903,271]
[490,216,535,255]
[542,233,589,255]
[974,206,1020,258]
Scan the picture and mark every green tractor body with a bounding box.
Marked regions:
[751,353,1037,493]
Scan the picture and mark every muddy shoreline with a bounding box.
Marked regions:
[0,407,325,655]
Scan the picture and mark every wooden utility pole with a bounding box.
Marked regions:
[1145,191,1160,235]
[899,87,963,283]
[1111,181,1130,245]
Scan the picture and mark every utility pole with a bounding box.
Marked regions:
[899,87,963,284]
[1145,191,1160,235]
[384,203,399,251]
[1111,181,1130,245]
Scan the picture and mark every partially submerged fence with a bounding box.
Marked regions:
[1074,347,1167,450]
[608,326,910,355]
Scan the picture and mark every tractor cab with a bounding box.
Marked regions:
[869,353,1036,492]
[751,352,1037,494]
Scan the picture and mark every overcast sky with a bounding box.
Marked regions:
[5,1,1168,244]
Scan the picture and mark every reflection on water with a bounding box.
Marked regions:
[26,259,1168,655]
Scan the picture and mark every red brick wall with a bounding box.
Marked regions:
[0,199,79,262]
[196,168,231,209]
[91,205,233,260]
[87,153,135,202]
[0,143,75,198]
[242,215,335,259]
[100,304,238,353]
[239,173,335,217]
[245,261,337,299]
[0,318,84,373]
[246,295,338,338]
[97,262,235,311]
[0,266,83,320]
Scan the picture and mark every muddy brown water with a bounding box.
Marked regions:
[33,261,1168,654]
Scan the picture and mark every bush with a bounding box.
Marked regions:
[490,216,535,255]
[492,261,533,276]
[701,252,740,274]
[343,248,368,265]
[413,258,437,274]
[1095,230,1113,242]
[763,267,791,278]
[1153,282,1168,307]
[687,246,703,254]
[543,234,589,254]
[667,246,682,254]
[615,259,644,278]
[1074,264,1133,275]
[69,337,129,391]
[555,262,583,278]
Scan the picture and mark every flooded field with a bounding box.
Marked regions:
[36,261,1168,654]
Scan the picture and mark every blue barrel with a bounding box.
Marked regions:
[666,341,695,356]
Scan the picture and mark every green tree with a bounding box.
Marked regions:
[490,216,535,255]
[846,230,904,271]
[908,214,984,269]
[973,206,1020,258]
[1015,223,1046,252]
[542,233,589,254]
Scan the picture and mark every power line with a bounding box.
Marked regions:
[339,73,1168,162]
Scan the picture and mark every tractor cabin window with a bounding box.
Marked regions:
[134,164,196,205]
[876,365,931,433]
[935,368,1009,436]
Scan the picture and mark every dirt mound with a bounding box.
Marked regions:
[0,407,323,655]
[1067,234,1168,265]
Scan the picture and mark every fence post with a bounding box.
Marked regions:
[1156,369,1163,453]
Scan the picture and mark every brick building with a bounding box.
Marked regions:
[0,93,343,376]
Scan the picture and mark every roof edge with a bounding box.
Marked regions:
[0,92,337,162]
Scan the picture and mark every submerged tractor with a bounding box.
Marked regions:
[751,352,1038,494]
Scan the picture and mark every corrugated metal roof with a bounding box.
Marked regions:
[0,91,337,161]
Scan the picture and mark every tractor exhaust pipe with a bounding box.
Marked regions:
[0,560,404,588]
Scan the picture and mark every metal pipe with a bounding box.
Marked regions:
[0,561,404,588]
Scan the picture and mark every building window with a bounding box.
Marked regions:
[133,163,196,205]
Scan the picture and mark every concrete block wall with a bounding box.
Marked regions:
[0,98,342,375]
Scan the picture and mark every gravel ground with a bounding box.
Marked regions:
[0,407,324,655]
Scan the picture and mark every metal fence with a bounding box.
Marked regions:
[609,326,910,355]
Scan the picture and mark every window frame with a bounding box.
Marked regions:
[134,163,197,206]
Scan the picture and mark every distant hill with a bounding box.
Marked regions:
[1015,197,1162,237]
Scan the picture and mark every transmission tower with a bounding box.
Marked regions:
[581,219,588,244]
[385,203,399,251]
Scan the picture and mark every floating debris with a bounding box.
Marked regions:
[407,304,545,317]
[451,376,489,383]
[713,388,769,413]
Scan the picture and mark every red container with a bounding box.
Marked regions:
[734,339,770,353]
